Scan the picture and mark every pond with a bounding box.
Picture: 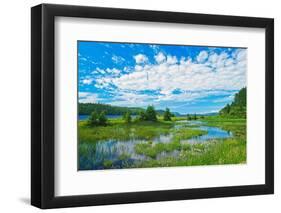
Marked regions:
[79,120,233,170]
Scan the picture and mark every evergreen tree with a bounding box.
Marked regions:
[145,105,157,121]
[163,108,172,121]
[193,113,197,120]
[98,111,107,126]
[88,111,99,126]
[138,111,146,121]
[123,111,132,123]
[219,87,247,118]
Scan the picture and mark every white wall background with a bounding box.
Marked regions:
[0,0,279,212]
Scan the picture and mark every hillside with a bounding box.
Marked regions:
[79,103,181,116]
[79,103,144,115]
[219,87,246,118]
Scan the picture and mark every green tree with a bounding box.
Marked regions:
[88,111,99,126]
[98,111,107,126]
[219,87,247,118]
[163,108,172,121]
[138,111,146,121]
[123,111,132,123]
[193,113,197,120]
[225,104,231,114]
[145,105,157,121]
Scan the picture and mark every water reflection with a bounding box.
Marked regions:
[79,120,233,170]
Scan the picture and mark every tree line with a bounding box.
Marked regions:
[79,103,143,115]
[219,87,246,118]
[87,106,174,126]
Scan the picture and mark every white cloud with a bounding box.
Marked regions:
[95,49,247,103]
[166,55,178,64]
[79,92,100,103]
[154,52,166,63]
[112,55,125,64]
[134,54,148,64]
[92,68,121,76]
[110,91,153,107]
[82,78,93,85]
[196,51,208,63]
[149,44,160,52]
[80,57,88,62]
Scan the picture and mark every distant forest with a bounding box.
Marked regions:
[79,103,143,115]
[79,103,179,116]
[219,87,246,118]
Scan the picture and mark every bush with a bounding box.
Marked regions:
[88,111,107,126]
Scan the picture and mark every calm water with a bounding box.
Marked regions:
[182,120,233,143]
[79,114,136,120]
[79,120,232,170]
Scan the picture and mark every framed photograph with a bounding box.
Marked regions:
[31,4,274,209]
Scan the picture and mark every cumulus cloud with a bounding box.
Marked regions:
[79,92,101,103]
[197,51,208,63]
[95,49,247,105]
[154,52,166,63]
[166,55,178,64]
[134,54,148,64]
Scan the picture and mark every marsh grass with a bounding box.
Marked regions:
[79,119,173,143]
[132,117,246,167]
[78,116,246,169]
[135,141,181,158]
[173,128,208,140]
[134,128,207,159]
[135,138,246,167]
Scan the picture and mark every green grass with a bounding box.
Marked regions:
[173,128,207,141]
[79,119,173,143]
[135,138,246,167]
[135,141,182,158]
[133,116,246,167]
[79,115,246,169]
[134,128,207,159]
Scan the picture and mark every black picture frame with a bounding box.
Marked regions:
[31,3,274,209]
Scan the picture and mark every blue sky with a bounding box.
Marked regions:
[78,41,247,114]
